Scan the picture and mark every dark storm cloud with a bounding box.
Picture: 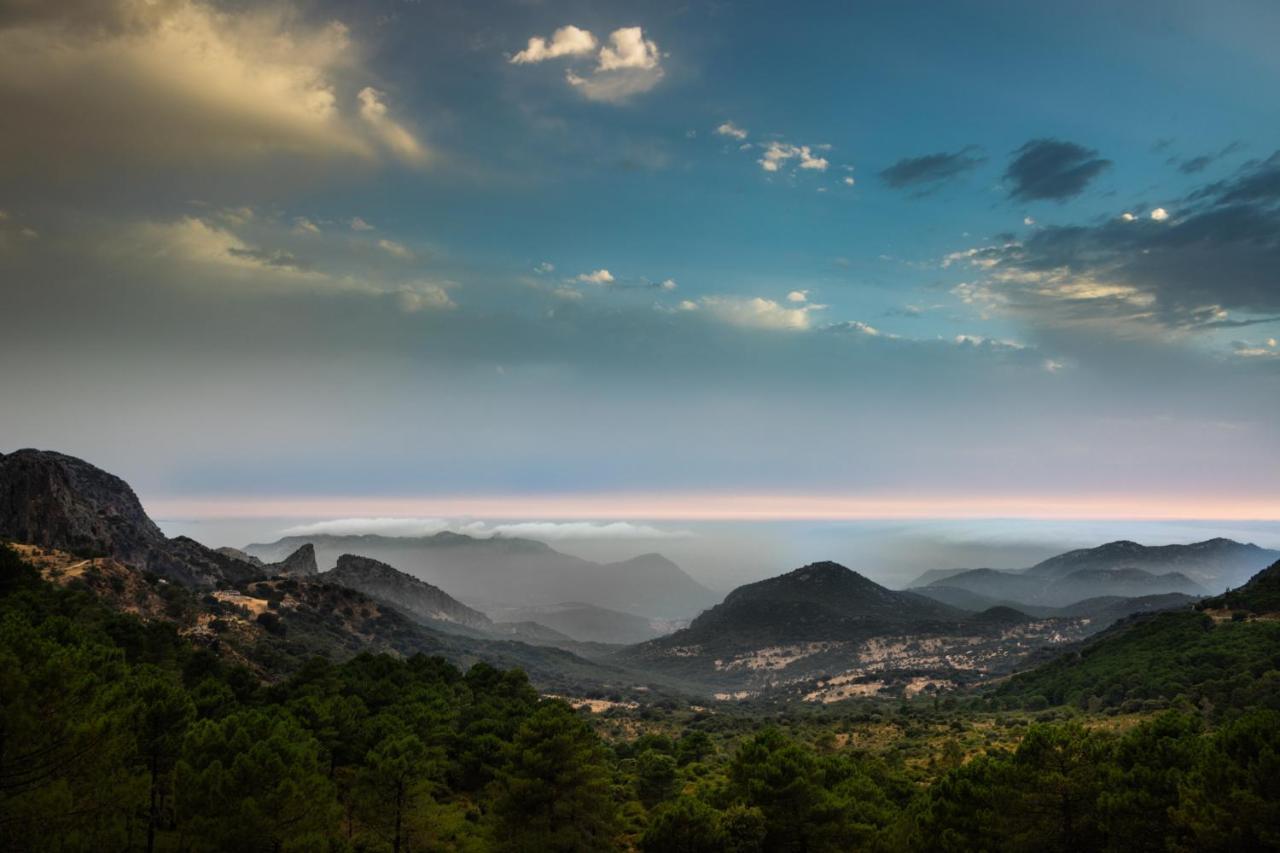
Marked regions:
[969,153,1280,325]
[1174,142,1242,176]
[1004,139,1111,202]
[1193,151,1280,206]
[879,147,985,192]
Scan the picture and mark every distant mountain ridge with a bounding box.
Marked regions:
[245,533,717,619]
[907,538,1275,607]
[1025,538,1277,586]
[490,601,677,645]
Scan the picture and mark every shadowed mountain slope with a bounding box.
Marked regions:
[246,534,717,619]
[322,553,492,630]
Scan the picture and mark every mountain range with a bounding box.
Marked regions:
[615,561,1115,700]
[5,446,1273,706]
[244,533,718,620]
[908,538,1278,608]
[0,448,670,696]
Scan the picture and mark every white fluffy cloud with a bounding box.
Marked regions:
[510,24,664,103]
[577,269,615,284]
[1150,207,1170,221]
[716,122,749,141]
[787,290,809,303]
[509,25,598,64]
[0,0,428,176]
[758,141,829,173]
[596,27,661,71]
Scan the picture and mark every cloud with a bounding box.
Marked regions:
[0,0,427,178]
[787,290,809,303]
[126,214,458,313]
[377,239,413,259]
[1194,151,1280,206]
[942,155,1280,331]
[716,121,748,141]
[140,216,319,280]
[226,246,311,273]
[953,334,1027,352]
[758,141,828,173]
[486,521,690,540]
[1179,155,1213,175]
[511,24,664,103]
[278,517,689,540]
[826,320,882,337]
[396,282,455,313]
[509,25,597,64]
[1232,338,1279,359]
[535,261,555,273]
[357,87,428,166]
[293,217,321,235]
[566,63,664,103]
[576,269,615,284]
[879,147,985,191]
[690,295,826,331]
[350,217,375,231]
[660,279,677,291]
[1004,139,1111,201]
[596,27,660,71]
[1175,142,1242,175]
[843,176,855,186]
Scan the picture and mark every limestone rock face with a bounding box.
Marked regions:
[0,448,262,588]
[0,448,165,565]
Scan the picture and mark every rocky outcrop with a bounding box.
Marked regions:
[322,553,492,630]
[0,449,166,565]
[216,546,264,567]
[0,449,263,589]
[266,543,317,577]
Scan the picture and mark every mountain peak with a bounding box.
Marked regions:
[0,448,165,564]
[270,543,317,577]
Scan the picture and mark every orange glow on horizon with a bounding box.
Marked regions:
[146,492,1280,522]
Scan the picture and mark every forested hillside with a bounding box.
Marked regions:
[5,542,1280,852]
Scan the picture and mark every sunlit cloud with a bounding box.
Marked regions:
[0,0,427,176]
[510,24,665,103]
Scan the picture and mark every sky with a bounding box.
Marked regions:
[3,0,1280,578]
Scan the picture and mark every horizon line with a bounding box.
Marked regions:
[145,492,1280,523]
